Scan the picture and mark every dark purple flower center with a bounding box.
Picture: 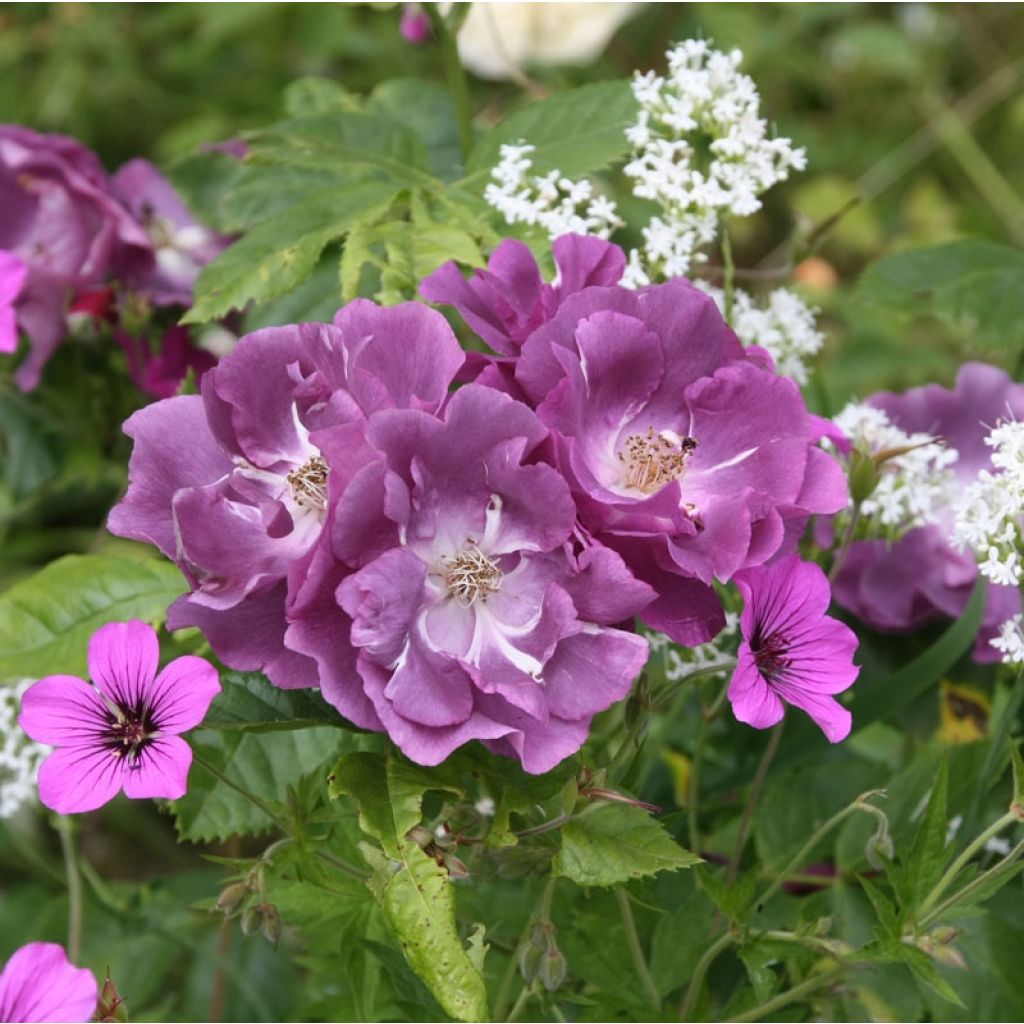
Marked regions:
[752,629,792,681]
[618,428,697,494]
[287,454,330,511]
[103,701,158,765]
[442,546,503,606]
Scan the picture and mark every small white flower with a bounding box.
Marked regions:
[1,679,50,819]
[991,615,1024,666]
[474,796,496,817]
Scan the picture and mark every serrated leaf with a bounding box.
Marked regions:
[184,182,400,323]
[329,750,462,858]
[370,840,489,1023]
[172,728,343,842]
[859,874,901,937]
[0,555,185,682]
[553,804,700,887]
[738,943,781,1003]
[166,148,250,234]
[341,220,378,303]
[201,671,352,733]
[906,758,951,912]
[464,79,639,185]
[857,239,1024,344]
[368,79,462,181]
[894,942,965,1006]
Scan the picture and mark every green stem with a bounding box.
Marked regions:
[918,810,1017,918]
[505,984,532,1022]
[494,878,556,1021]
[723,967,843,1023]
[56,820,83,963]
[615,889,660,1010]
[688,680,731,854]
[922,837,1024,927]
[651,662,736,712]
[828,501,862,583]
[429,4,474,164]
[607,708,649,785]
[727,722,784,885]
[721,226,736,326]
[679,931,735,1020]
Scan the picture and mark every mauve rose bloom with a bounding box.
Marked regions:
[0,250,27,353]
[111,158,228,307]
[108,302,464,690]
[729,555,859,742]
[832,363,1024,662]
[288,383,651,771]
[0,943,97,1023]
[19,620,220,813]
[116,325,216,400]
[0,125,153,390]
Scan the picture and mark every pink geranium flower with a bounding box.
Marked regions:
[19,620,220,814]
[728,555,859,742]
[0,250,28,354]
[0,942,97,1023]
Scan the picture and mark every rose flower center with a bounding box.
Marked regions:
[618,428,698,494]
[287,455,330,511]
[443,546,503,607]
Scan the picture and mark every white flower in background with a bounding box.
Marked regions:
[485,142,623,239]
[697,283,824,385]
[830,404,958,532]
[1,679,49,818]
[647,613,739,681]
[453,2,637,80]
[623,39,807,278]
[991,614,1024,665]
[953,418,1024,587]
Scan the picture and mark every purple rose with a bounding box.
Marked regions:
[288,383,651,772]
[111,157,229,306]
[832,363,1024,661]
[0,125,152,389]
[108,301,465,689]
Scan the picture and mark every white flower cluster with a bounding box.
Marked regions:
[484,142,623,240]
[991,614,1024,666]
[1,679,48,819]
[831,403,959,532]
[647,613,739,681]
[953,419,1024,587]
[698,283,823,385]
[623,40,806,279]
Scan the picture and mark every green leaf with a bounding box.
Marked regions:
[329,750,462,858]
[857,239,1024,345]
[1011,739,1024,810]
[340,220,377,303]
[172,728,343,842]
[738,943,781,1003]
[201,671,353,733]
[859,875,901,937]
[166,148,250,234]
[0,555,185,682]
[553,804,700,888]
[464,79,639,185]
[283,76,360,116]
[183,181,401,323]
[368,79,462,181]
[368,840,489,1023]
[905,757,951,912]
[0,388,58,498]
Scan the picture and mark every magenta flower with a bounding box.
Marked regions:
[0,250,27,354]
[0,943,97,1023]
[729,555,859,743]
[116,324,216,399]
[400,4,430,44]
[18,620,220,814]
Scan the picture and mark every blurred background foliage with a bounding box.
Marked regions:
[2,4,1024,1022]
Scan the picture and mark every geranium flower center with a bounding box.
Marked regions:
[752,630,791,681]
[104,703,156,764]
[287,455,330,511]
[618,427,698,494]
[442,546,503,607]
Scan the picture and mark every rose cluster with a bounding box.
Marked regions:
[109,235,851,771]
[0,125,228,393]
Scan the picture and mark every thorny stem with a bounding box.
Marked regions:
[429,4,474,164]
[678,930,735,1020]
[191,751,365,881]
[727,722,784,886]
[56,819,83,963]
[918,810,1018,918]
[723,966,844,1023]
[615,889,661,1010]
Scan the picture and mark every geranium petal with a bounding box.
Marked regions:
[0,942,97,1024]
[121,735,192,800]
[146,656,221,734]
[36,746,126,815]
[18,676,109,746]
[87,619,159,709]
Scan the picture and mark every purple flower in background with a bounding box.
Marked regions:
[108,302,465,690]
[729,555,859,742]
[288,384,651,772]
[833,363,1024,662]
[18,620,220,814]
[111,158,228,306]
[116,324,216,399]
[0,250,27,353]
[0,943,97,1023]
[0,125,153,390]
[400,3,431,44]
